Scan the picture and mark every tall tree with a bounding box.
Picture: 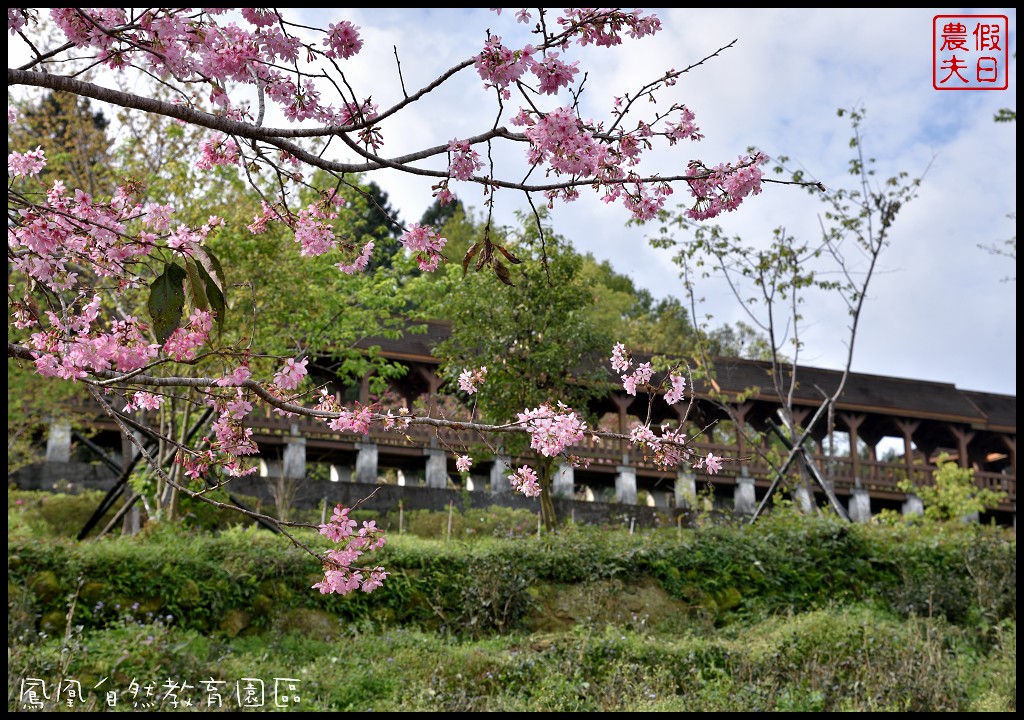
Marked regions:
[421,211,613,528]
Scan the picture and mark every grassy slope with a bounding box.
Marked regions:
[7,490,1016,712]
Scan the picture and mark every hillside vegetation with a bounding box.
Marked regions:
[8,489,1016,712]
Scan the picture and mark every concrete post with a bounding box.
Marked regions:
[490,455,511,495]
[283,436,306,481]
[615,465,637,504]
[734,475,756,515]
[425,448,448,489]
[848,488,872,522]
[45,418,72,463]
[794,484,814,513]
[675,469,697,510]
[329,465,352,483]
[901,493,924,518]
[355,442,378,484]
[553,462,575,499]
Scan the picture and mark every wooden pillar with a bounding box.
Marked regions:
[839,413,866,486]
[359,371,373,405]
[789,406,811,430]
[730,402,754,473]
[949,426,976,469]
[414,365,444,416]
[1001,436,1016,477]
[859,428,884,487]
[894,419,921,484]
[611,394,632,463]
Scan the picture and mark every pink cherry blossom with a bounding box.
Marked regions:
[704,452,724,474]
[217,364,252,387]
[458,366,487,394]
[8,146,46,177]
[274,357,308,390]
[336,241,374,274]
[664,374,686,405]
[400,223,447,272]
[610,342,631,373]
[124,391,164,413]
[517,403,586,457]
[448,139,484,181]
[324,20,362,60]
[508,465,541,497]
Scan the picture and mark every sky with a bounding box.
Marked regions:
[9,8,1017,398]
[292,7,1016,398]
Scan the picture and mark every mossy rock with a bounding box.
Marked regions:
[175,578,201,607]
[258,579,294,603]
[274,608,342,638]
[712,586,742,613]
[251,593,275,618]
[28,570,63,604]
[219,608,251,637]
[79,580,108,603]
[39,609,68,635]
[527,577,689,633]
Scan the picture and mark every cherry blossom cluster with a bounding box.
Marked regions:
[12,7,770,281]
[458,366,488,395]
[686,154,767,221]
[8,146,46,177]
[448,140,485,181]
[381,407,413,432]
[629,422,691,470]
[610,342,687,404]
[176,392,261,480]
[10,172,155,295]
[162,309,215,362]
[399,224,448,272]
[323,20,363,60]
[336,241,375,274]
[555,8,663,48]
[294,191,348,257]
[273,357,309,390]
[123,391,164,413]
[611,344,724,473]
[195,135,241,170]
[516,402,587,458]
[313,504,389,595]
[508,466,541,497]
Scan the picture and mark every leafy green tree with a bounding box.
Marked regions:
[421,210,614,529]
[898,453,1008,523]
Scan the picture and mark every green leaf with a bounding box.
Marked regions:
[193,245,227,298]
[148,263,187,344]
[193,257,226,325]
[184,258,210,313]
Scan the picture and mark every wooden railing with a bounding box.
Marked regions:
[68,398,1017,511]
